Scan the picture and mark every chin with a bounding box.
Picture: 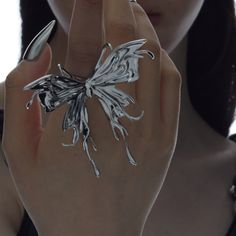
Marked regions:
[163,39,183,54]
[152,17,195,54]
[58,19,70,35]
[153,27,187,54]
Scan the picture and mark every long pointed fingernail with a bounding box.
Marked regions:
[22,20,56,61]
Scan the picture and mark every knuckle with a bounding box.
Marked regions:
[169,68,182,85]
[174,70,182,84]
[5,62,28,89]
[106,21,136,38]
[5,74,14,87]
[144,39,161,57]
[168,69,182,85]
[161,49,182,85]
[5,68,19,88]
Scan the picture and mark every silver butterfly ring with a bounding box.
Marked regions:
[24,39,155,178]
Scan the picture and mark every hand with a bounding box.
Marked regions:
[2,0,181,236]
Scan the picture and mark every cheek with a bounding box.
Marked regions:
[154,0,204,53]
[47,0,74,34]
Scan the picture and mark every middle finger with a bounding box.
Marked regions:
[103,0,137,99]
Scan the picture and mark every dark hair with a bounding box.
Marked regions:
[187,0,236,137]
[19,0,236,137]
[19,0,57,55]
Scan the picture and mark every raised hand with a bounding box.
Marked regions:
[2,0,181,235]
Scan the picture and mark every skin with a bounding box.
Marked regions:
[45,0,236,234]
[3,1,181,236]
[1,0,236,235]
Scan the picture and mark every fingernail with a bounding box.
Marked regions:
[22,20,56,61]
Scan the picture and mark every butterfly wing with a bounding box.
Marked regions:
[24,71,83,112]
[85,39,154,165]
[62,92,100,177]
[24,66,101,177]
[88,38,155,86]
[86,38,154,122]
[92,84,144,166]
[62,92,87,144]
[23,40,154,176]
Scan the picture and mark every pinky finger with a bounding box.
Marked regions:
[160,49,182,140]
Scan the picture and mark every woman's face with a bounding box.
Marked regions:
[47,0,204,53]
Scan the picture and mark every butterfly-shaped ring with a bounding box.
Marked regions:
[24,38,155,178]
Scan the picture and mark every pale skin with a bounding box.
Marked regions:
[0,0,236,236]
[2,0,181,236]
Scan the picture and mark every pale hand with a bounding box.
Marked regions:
[2,0,181,236]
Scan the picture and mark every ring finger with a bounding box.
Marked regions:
[130,1,162,128]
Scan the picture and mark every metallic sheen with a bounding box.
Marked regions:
[22,20,56,61]
[24,39,155,178]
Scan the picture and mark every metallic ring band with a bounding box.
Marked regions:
[24,39,155,178]
[130,0,137,2]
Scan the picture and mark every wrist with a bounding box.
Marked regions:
[38,221,144,236]
[36,203,145,236]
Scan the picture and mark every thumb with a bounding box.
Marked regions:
[2,43,52,172]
